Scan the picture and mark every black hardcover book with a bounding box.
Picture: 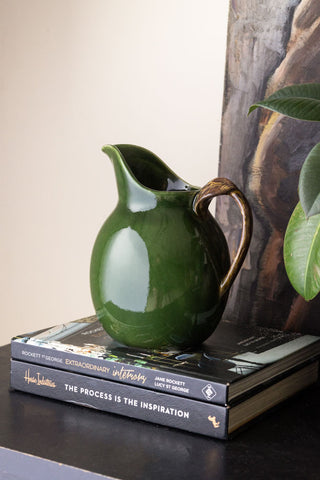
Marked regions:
[10,359,319,440]
[11,316,320,406]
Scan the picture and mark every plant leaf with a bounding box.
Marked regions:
[248,83,320,121]
[299,143,320,217]
[284,202,320,301]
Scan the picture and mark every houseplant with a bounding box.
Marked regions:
[249,84,320,301]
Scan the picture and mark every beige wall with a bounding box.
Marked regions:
[0,0,229,345]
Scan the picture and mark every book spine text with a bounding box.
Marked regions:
[10,360,229,440]
[11,341,228,404]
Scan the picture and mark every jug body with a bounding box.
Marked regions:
[90,200,230,349]
[90,145,252,349]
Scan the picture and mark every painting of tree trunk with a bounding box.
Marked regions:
[217,0,320,334]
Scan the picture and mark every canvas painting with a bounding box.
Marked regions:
[217,0,320,334]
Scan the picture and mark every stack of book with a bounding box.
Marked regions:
[10,316,320,440]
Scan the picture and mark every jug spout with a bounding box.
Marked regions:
[102,144,197,212]
[102,144,158,212]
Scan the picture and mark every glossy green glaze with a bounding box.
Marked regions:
[90,145,242,349]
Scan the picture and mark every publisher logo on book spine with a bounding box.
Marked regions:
[202,384,217,401]
[24,369,56,388]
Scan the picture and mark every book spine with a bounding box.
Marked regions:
[11,341,228,405]
[10,359,229,440]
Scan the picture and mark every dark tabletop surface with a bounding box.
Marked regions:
[0,344,319,479]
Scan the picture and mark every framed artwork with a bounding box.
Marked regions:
[217,0,320,334]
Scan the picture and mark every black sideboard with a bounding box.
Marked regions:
[0,344,319,479]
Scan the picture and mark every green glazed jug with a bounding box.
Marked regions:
[90,145,252,349]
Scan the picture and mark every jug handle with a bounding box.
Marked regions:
[194,178,252,299]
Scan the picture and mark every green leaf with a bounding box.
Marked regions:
[284,202,320,301]
[248,83,320,121]
[299,143,320,217]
